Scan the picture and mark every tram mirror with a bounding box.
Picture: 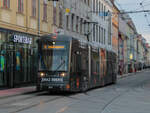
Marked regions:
[61,56,66,64]
[74,51,81,55]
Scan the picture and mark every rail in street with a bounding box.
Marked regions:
[0,69,150,113]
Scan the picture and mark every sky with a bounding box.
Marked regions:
[115,0,150,44]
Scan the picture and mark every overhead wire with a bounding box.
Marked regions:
[115,0,150,33]
[139,2,150,27]
[134,0,150,10]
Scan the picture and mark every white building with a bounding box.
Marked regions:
[56,0,113,51]
[91,0,113,50]
[57,0,92,40]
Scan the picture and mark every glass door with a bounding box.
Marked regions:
[6,49,14,87]
[0,51,5,87]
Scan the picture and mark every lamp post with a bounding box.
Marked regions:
[82,21,98,41]
[38,0,40,36]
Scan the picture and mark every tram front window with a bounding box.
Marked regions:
[39,42,69,71]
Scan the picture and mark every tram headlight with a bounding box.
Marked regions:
[60,72,67,77]
[39,72,45,77]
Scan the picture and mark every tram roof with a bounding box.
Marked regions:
[38,34,116,53]
[38,34,73,42]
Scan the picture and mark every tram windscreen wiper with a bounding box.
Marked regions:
[52,59,66,74]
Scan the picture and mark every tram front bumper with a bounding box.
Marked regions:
[40,83,70,91]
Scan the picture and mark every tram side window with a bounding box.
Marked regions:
[80,51,88,73]
[91,50,99,75]
[76,54,82,72]
[71,50,88,75]
[71,51,81,73]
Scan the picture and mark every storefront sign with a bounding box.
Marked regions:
[13,35,32,44]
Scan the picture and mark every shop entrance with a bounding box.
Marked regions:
[0,44,15,88]
[0,32,38,88]
[0,44,37,88]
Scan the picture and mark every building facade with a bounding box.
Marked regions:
[111,0,119,56]
[55,0,91,40]
[92,0,112,49]
[118,13,130,74]
[0,0,58,88]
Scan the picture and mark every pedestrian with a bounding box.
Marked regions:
[134,64,137,74]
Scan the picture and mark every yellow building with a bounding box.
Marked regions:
[111,0,119,56]
[0,0,61,35]
[0,0,60,88]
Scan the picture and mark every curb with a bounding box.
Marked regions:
[0,86,36,99]
[117,69,150,79]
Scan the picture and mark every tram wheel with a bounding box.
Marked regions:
[81,81,88,92]
[112,75,117,84]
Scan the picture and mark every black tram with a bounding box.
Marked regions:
[36,34,117,92]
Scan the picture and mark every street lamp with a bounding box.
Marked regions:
[81,21,98,41]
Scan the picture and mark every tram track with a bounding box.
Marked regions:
[1,70,150,113]
[9,96,63,113]
[0,91,74,113]
[100,70,150,113]
[0,91,46,106]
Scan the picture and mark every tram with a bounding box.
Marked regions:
[36,34,117,92]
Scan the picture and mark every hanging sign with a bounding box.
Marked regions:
[12,35,32,44]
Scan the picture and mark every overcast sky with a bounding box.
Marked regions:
[115,0,150,44]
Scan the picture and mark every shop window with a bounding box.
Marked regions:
[3,0,10,8]
[43,1,47,21]
[32,0,36,17]
[59,11,63,28]
[18,0,24,13]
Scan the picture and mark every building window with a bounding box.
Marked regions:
[93,24,95,42]
[96,0,98,15]
[93,0,95,12]
[18,0,24,13]
[84,20,87,34]
[59,11,63,28]
[101,27,103,44]
[53,3,57,25]
[99,26,101,43]
[96,25,98,42]
[32,0,36,17]
[99,2,101,15]
[76,16,79,33]
[3,0,10,8]
[104,6,106,20]
[87,0,90,6]
[101,3,103,19]
[80,18,83,34]
[66,15,69,30]
[104,29,106,44]
[43,1,47,21]
[71,14,74,32]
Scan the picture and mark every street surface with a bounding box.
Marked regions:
[0,70,150,113]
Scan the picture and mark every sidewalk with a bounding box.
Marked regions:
[117,73,134,79]
[117,69,149,79]
[0,86,36,99]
